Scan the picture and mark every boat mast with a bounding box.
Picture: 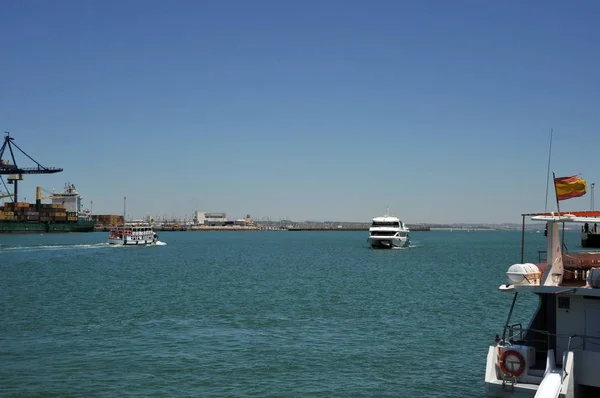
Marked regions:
[124,196,126,222]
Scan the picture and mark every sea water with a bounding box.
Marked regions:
[1,229,575,397]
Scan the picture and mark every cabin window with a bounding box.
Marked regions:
[558,297,570,310]
[372,221,400,227]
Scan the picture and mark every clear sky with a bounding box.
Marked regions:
[1,0,599,224]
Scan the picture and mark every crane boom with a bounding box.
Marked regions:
[0,133,63,202]
[36,186,65,201]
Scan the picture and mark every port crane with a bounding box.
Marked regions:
[0,132,63,202]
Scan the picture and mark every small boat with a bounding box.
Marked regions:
[108,221,159,245]
[368,209,410,249]
[484,211,600,398]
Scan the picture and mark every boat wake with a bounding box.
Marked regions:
[1,243,109,252]
[154,241,167,246]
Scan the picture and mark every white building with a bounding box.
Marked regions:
[195,212,227,226]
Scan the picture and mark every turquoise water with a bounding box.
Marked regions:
[0,229,580,397]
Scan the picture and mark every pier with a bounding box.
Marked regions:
[287,226,430,232]
[95,224,431,232]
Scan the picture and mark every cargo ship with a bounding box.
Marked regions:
[0,183,95,233]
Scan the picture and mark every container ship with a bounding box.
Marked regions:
[0,183,95,233]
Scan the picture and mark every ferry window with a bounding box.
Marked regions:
[372,221,400,227]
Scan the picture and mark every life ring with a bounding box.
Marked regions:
[499,349,526,377]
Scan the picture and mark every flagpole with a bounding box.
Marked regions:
[552,171,567,251]
[545,128,553,212]
[552,171,560,213]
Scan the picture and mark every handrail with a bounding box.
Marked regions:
[538,250,547,263]
[507,323,523,342]
[563,336,574,380]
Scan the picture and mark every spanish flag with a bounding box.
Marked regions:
[554,175,587,201]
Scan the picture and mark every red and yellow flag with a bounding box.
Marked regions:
[554,175,587,201]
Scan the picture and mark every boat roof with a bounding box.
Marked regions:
[372,216,401,222]
[527,211,600,223]
[119,222,152,227]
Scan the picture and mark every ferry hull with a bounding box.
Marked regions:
[369,236,410,249]
[108,237,157,246]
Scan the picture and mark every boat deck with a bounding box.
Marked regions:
[537,252,600,286]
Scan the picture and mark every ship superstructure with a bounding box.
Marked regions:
[51,183,85,216]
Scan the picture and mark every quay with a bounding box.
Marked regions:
[287,226,431,232]
[95,225,431,232]
[156,225,260,232]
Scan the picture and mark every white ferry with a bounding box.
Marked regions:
[485,211,600,398]
[368,209,410,249]
[108,221,159,245]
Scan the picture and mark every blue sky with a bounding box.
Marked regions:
[1,0,599,223]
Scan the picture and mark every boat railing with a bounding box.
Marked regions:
[502,325,550,354]
[563,335,576,378]
[537,251,547,263]
[502,327,600,361]
[505,323,525,343]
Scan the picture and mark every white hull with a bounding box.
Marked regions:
[368,211,410,249]
[108,237,157,246]
[368,235,409,249]
[108,222,159,246]
[484,346,578,398]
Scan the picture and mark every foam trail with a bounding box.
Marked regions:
[1,243,109,252]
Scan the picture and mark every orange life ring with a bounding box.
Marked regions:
[499,349,526,377]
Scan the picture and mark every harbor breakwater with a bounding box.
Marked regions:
[94,225,431,232]
[153,226,431,232]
